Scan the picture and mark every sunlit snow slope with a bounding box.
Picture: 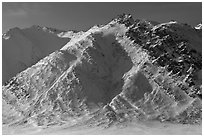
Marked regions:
[2,14,202,131]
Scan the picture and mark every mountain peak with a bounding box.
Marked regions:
[2,14,202,133]
[30,25,67,34]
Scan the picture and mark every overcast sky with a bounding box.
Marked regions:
[2,2,202,33]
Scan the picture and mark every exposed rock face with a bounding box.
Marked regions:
[126,19,202,93]
[2,14,202,128]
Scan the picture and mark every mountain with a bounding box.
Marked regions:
[2,26,83,84]
[195,23,202,30]
[2,14,202,134]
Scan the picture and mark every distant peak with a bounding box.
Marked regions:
[6,27,21,33]
[2,27,22,40]
[30,25,67,34]
[31,25,42,29]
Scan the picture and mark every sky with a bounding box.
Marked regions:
[2,2,202,33]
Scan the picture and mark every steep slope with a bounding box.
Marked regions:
[2,14,202,131]
[2,26,72,84]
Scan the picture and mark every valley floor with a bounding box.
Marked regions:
[3,120,202,135]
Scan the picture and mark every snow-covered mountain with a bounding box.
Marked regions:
[2,26,84,84]
[2,14,202,134]
[195,23,202,30]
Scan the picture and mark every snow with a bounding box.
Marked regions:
[195,23,202,30]
[58,30,84,39]
[2,14,202,135]
[2,120,201,135]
